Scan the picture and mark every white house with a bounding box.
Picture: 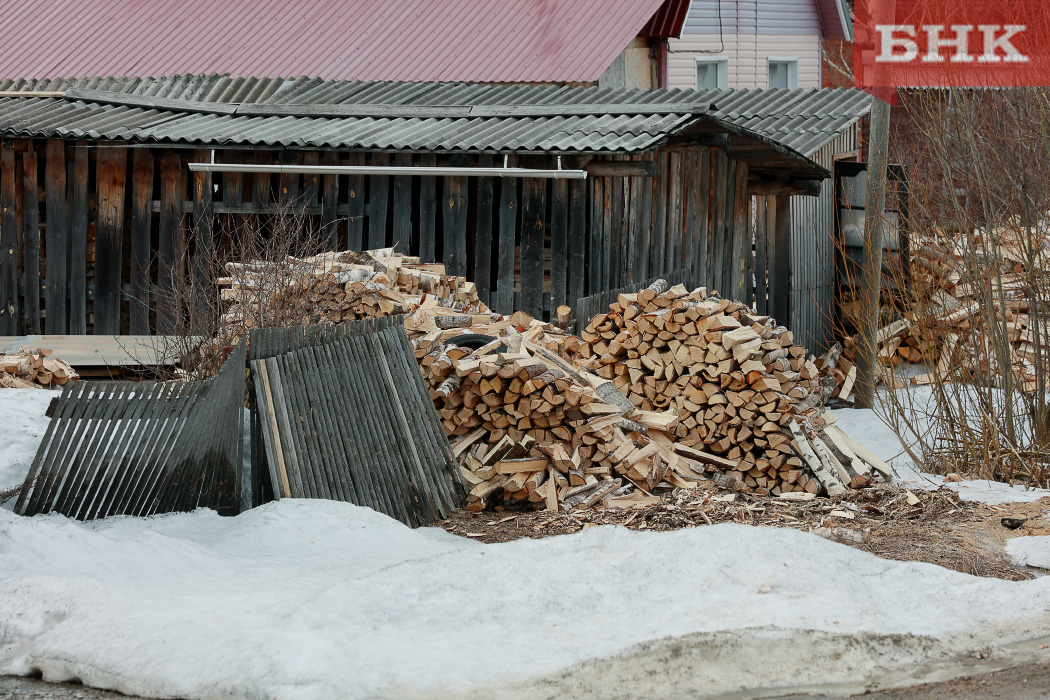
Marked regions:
[668,0,853,90]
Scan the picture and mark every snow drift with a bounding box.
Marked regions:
[2,500,1050,700]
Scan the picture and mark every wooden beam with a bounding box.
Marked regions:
[0,143,17,335]
[748,176,823,197]
[854,97,892,409]
[69,143,88,334]
[21,150,39,334]
[129,148,154,334]
[583,161,657,178]
[770,194,791,326]
[95,146,127,334]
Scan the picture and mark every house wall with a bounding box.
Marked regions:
[667,0,823,89]
[0,140,752,335]
[598,37,657,89]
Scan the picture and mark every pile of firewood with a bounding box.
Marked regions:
[220,247,489,333]
[412,283,890,511]
[0,348,77,389]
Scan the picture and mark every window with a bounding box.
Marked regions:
[767,58,799,89]
[695,57,728,90]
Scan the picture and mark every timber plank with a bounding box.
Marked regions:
[549,177,568,311]
[567,177,586,309]
[667,150,683,272]
[0,143,16,335]
[157,152,183,333]
[346,152,365,251]
[367,152,390,249]
[129,149,154,334]
[697,148,711,288]
[191,148,213,309]
[21,150,39,334]
[392,153,413,250]
[633,154,653,281]
[721,157,736,296]
[588,175,604,294]
[320,150,340,249]
[44,140,66,333]
[95,146,127,334]
[474,155,495,307]
[69,143,88,334]
[442,175,468,277]
[520,177,545,318]
[495,160,517,313]
[651,151,669,278]
[418,153,437,262]
[608,170,623,289]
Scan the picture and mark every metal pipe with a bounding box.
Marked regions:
[187,162,587,179]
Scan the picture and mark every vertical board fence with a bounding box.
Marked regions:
[15,340,246,519]
[0,141,754,335]
[248,317,463,527]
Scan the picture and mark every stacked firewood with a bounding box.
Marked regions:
[0,348,77,389]
[413,288,889,511]
[219,247,488,333]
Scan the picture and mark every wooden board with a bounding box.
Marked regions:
[443,174,468,277]
[68,144,89,335]
[129,149,154,334]
[21,150,39,334]
[392,153,413,250]
[495,162,517,313]
[94,147,128,334]
[520,177,545,318]
[367,152,389,249]
[474,156,495,308]
[0,335,196,367]
[43,140,66,334]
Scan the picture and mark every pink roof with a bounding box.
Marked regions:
[0,0,669,82]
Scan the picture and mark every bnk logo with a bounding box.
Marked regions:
[854,0,1050,96]
[875,25,1028,64]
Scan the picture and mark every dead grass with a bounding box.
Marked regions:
[439,484,1043,582]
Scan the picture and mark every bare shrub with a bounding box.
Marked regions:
[843,88,1050,487]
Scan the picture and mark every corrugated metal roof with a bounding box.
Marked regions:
[640,0,691,38]
[0,77,869,178]
[0,0,669,83]
[694,87,872,156]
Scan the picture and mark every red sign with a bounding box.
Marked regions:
[854,0,1050,98]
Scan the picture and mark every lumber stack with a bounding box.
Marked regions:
[0,348,77,389]
[416,284,886,511]
[219,247,489,333]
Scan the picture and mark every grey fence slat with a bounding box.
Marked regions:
[16,341,246,520]
[247,317,463,527]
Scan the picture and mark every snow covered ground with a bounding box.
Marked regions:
[3,500,1050,700]
[3,387,1050,699]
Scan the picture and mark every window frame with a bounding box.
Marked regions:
[767,57,799,89]
[694,56,729,90]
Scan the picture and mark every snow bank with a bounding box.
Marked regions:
[3,500,1050,700]
[1008,536,1050,570]
[830,387,1050,505]
[0,389,56,504]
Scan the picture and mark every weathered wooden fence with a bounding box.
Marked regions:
[572,268,698,328]
[249,317,462,527]
[0,142,754,335]
[15,340,246,519]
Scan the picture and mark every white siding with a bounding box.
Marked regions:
[667,33,821,89]
[684,0,823,35]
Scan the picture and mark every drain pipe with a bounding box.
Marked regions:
[187,161,588,179]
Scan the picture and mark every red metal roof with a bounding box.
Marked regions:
[640,0,691,38]
[0,0,670,82]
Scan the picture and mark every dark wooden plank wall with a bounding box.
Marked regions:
[0,142,757,334]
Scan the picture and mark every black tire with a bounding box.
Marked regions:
[451,333,507,353]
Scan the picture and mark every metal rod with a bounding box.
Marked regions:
[187,162,588,179]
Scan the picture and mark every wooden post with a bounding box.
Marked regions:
[770,194,791,326]
[854,97,892,410]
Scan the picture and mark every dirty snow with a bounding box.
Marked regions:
[1007,536,1050,570]
[830,385,1050,505]
[0,389,57,506]
[2,500,1050,700]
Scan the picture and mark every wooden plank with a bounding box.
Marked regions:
[0,143,16,335]
[69,144,88,334]
[392,153,413,251]
[157,152,183,333]
[754,196,768,315]
[666,150,683,273]
[191,148,213,307]
[21,150,39,334]
[567,177,587,309]
[220,153,242,257]
[520,177,545,318]
[495,161,517,313]
[301,151,321,208]
[474,155,495,307]
[732,160,750,304]
[549,177,568,311]
[320,150,340,250]
[608,171,623,289]
[278,152,300,207]
[346,152,365,251]
[442,175,468,277]
[129,148,154,334]
[633,154,653,282]
[0,334,193,366]
[252,151,272,214]
[721,158,737,297]
[771,194,792,326]
[418,153,437,262]
[95,147,128,334]
[44,141,68,334]
[682,151,697,285]
[367,152,390,249]
[588,175,604,294]
[710,150,727,294]
[696,149,710,287]
[651,152,669,277]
